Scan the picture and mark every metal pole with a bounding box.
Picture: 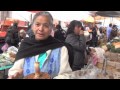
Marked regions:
[30,14,32,24]
[103,17,105,26]
[111,17,113,24]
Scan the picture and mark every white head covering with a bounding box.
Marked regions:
[19,29,26,34]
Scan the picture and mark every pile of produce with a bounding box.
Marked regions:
[96,37,120,79]
[107,37,120,53]
[7,46,18,62]
[0,53,13,67]
[0,46,18,67]
[96,50,120,79]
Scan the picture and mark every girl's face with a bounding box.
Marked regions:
[74,26,81,35]
[32,15,52,41]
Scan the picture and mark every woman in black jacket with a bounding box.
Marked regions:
[91,24,98,47]
[54,24,66,41]
[65,20,86,71]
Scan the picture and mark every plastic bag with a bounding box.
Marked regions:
[89,47,105,65]
[94,48,105,61]
[54,63,100,79]
[7,46,18,54]
[1,43,9,52]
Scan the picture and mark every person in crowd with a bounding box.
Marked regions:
[54,24,66,41]
[85,24,90,31]
[110,25,118,40]
[18,29,26,47]
[91,24,98,47]
[106,23,112,42]
[65,20,86,71]
[99,26,103,34]
[8,11,72,79]
[5,20,19,47]
[26,24,34,38]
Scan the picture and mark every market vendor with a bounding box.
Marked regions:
[65,20,86,71]
[8,11,72,79]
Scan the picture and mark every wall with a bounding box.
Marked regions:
[0,11,12,21]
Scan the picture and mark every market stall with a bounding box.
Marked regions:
[0,46,18,79]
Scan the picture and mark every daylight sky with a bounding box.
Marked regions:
[11,11,91,22]
[11,11,120,27]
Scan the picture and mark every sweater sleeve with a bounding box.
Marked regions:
[58,46,72,75]
[8,59,24,76]
[66,34,86,52]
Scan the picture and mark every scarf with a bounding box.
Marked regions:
[15,35,74,69]
[15,36,64,60]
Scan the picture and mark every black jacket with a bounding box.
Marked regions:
[65,33,86,71]
[54,29,66,41]
[5,26,19,47]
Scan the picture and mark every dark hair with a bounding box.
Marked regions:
[109,23,112,27]
[113,25,116,28]
[56,24,62,30]
[95,25,98,29]
[81,26,84,31]
[32,11,53,28]
[66,20,82,35]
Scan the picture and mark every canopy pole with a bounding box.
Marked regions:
[111,17,113,24]
[30,14,32,24]
[103,17,105,26]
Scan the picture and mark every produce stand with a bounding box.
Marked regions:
[96,37,120,79]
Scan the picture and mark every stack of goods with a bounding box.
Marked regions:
[0,46,18,67]
[87,47,118,79]
[54,64,101,79]
[0,53,13,67]
[96,38,120,79]
[7,46,18,62]
[24,62,51,79]
[96,51,120,79]
[107,37,120,53]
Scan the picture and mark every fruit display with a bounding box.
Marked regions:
[106,37,120,53]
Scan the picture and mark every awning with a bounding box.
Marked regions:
[95,11,120,17]
[84,16,95,22]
